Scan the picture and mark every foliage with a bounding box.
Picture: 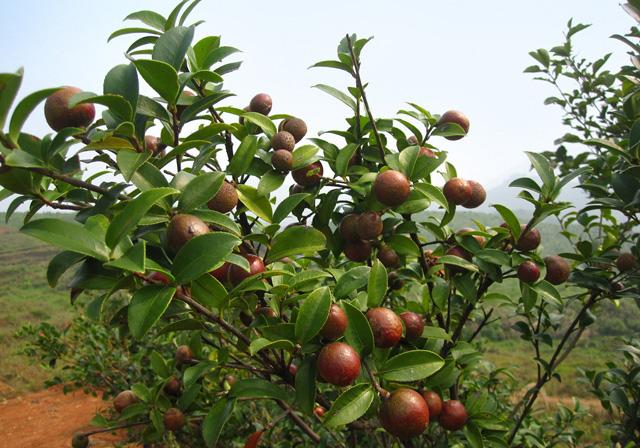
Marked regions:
[0,1,637,447]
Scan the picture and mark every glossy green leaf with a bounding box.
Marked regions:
[178,171,224,211]
[0,68,23,129]
[313,84,356,111]
[203,399,235,448]
[334,266,370,299]
[257,170,285,196]
[292,145,320,170]
[105,241,146,273]
[324,384,375,427]
[128,285,176,339]
[342,301,374,356]
[237,184,272,222]
[439,255,479,272]
[367,259,387,307]
[9,87,60,141]
[46,251,85,287]
[153,25,195,70]
[132,59,180,104]
[295,286,332,343]
[249,338,295,355]
[70,92,133,121]
[266,226,326,263]
[117,150,151,181]
[239,111,276,137]
[379,350,444,382]
[172,232,240,283]
[228,135,258,178]
[229,379,289,402]
[295,357,316,415]
[272,193,309,223]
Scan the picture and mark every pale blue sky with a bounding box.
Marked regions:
[0,0,631,208]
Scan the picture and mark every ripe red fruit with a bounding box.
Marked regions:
[292,161,323,187]
[357,211,383,240]
[280,117,308,142]
[244,430,264,448]
[544,255,571,285]
[517,261,540,284]
[439,400,468,431]
[367,307,403,348]
[515,225,541,251]
[373,170,411,207]
[340,213,361,242]
[113,390,138,413]
[148,271,171,285]
[377,245,400,268]
[289,363,298,376]
[207,180,238,213]
[271,131,296,151]
[419,146,436,158]
[438,110,470,140]
[317,342,361,386]
[249,93,272,115]
[443,178,472,205]
[320,304,348,340]
[344,240,372,262]
[164,376,182,397]
[272,149,293,172]
[163,407,186,432]
[210,262,231,283]
[462,180,486,209]
[256,306,276,318]
[166,214,209,254]
[421,391,443,419]
[314,406,326,418]
[44,86,95,131]
[399,311,424,341]
[379,388,429,439]
[616,252,637,272]
[229,255,266,285]
[175,345,195,365]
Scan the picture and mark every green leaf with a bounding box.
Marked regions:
[236,184,272,222]
[178,171,224,211]
[309,60,353,74]
[257,170,285,196]
[228,135,258,178]
[21,218,109,261]
[125,10,167,30]
[313,84,356,111]
[191,272,227,310]
[493,204,521,241]
[46,251,85,287]
[272,193,309,223]
[415,183,450,212]
[117,150,150,182]
[180,90,231,121]
[463,422,485,448]
[525,151,555,190]
[249,338,295,355]
[266,226,326,263]
[379,350,444,382]
[183,361,216,387]
[108,27,162,42]
[4,149,45,168]
[152,26,195,71]
[335,143,358,177]
[229,379,289,402]
[203,399,235,448]
[439,255,478,272]
[127,285,176,339]
[172,232,240,283]
[324,384,375,427]
[105,241,146,273]
[190,209,241,236]
[0,68,23,130]
[295,358,317,415]
[132,59,180,104]
[239,111,276,137]
[70,92,133,121]
[475,249,511,266]
[367,260,387,307]
[335,266,370,299]
[295,286,332,343]
[386,234,420,257]
[342,301,374,356]
[421,326,451,340]
[291,145,320,170]
[9,87,60,141]
[106,187,179,248]
[137,94,172,122]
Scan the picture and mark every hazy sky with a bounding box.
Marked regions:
[0,0,632,210]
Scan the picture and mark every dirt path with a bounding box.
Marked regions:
[0,384,130,448]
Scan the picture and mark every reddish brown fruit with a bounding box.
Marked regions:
[518,261,541,284]
[44,86,95,131]
[421,391,443,419]
[175,345,195,365]
[281,117,307,142]
[249,93,272,115]
[419,146,436,158]
[515,225,541,251]
[207,181,238,214]
[544,255,571,285]
[210,262,231,283]
[314,406,326,418]
[443,178,472,205]
[271,131,296,151]
[357,211,383,240]
[340,213,361,242]
[438,110,470,140]
[367,307,403,348]
[144,135,165,155]
[320,304,348,340]
[113,390,138,413]
[256,306,276,318]
[229,255,266,285]
[379,388,429,439]
[272,149,293,172]
[166,214,209,254]
[407,135,419,145]
[373,170,411,207]
[163,407,185,431]
[164,376,182,397]
[439,400,468,431]
[462,180,486,209]
[288,363,298,376]
[224,374,237,387]
[344,240,372,262]
[399,311,424,341]
[244,430,264,448]
[292,161,323,187]
[616,252,637,272]
[317,342,361,386]
[378,245,400,268]
[148,271,171,285]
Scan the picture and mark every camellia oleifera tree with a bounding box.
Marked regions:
[524,2,640,445]
[0,2,636,447]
